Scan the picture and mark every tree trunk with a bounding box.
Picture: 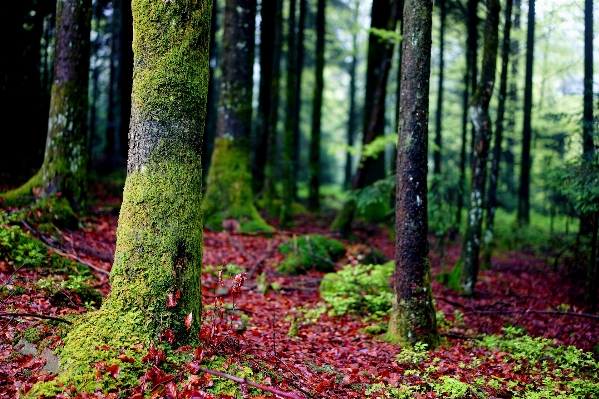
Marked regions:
[113,0,133,164]
[281,0,298,226]
[39,0,92,212]
[587,212,599,312]
[388,0,439,348]
[483,0,513,270]
[29,1,212,394]
[433,0,445,175]
[292,0,306,200]
[203,0,271,233]
[344,1,359,190]
[582,0,594,161]
[202,0,220,182]
[504,0,520,200]
[517,0,534,226]
[308,0,325,212]
[452,0,501,297]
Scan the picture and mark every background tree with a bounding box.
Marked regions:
[387,0,439,348]
[451,0,501,296]
[433,0,446,175]
[30,0,211,394]
[308,0,326,212]
[582,0,594,161]
[202,0,271,233]
[517,0,535,225]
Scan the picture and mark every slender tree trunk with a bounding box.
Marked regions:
[453,0,501,297]
[433,0,445,175]
[582,0,594,161]
[504,0,520,200]
[203,0,271,233]
[292,0,307,199]
[117,0,133,162]
[202,0,219,181]
[308,0,325,211]
[344,1,359,190]
[28,1,212,394]
[105,33,117,165]
[518,0,534,225]
[281,0,298,226]
[587,212,599,311]
[457,61,469,226]
[40,0,92,211]
[483,0,513,269]
[388,0,439,349]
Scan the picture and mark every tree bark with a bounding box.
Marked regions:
[582,0,594,161]
[292,0,307,200]
[203,0,271,233]
[114,0,133,163]
[483,0,513,269]
[29,0,212,394]
[504,0,520,201]
[202,0,220,181]
[344,1,359,190]
[518,0,535,225]
[388,0,439,348]
[308,0,326,212]
[433,0,445,175]
[454,0,501,297]
[281,0,298,226]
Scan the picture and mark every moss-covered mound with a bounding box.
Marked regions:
[320,261,394,316]
[278,234,346,275]
[203,138,274,233]
[25,197,79,229]
[0,170,43,206]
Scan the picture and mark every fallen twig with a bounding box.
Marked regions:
[188,363,305,399]
[20,219,110,276]
[463,309,599,321]
[0,312,72,324]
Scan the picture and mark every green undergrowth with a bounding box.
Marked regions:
[319,261,394,316]
[364,327,599,398]
[278,234,346,274]
[35,275,102,309]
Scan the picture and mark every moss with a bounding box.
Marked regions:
[330,200,356,236]
[22,327,42,345]
[26,197,79,229]
[203,138,273,233]
[278,234,346,275]
[357,200,390,223]
[0,169,42,206]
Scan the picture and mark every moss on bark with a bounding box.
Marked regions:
[0,170,43,205]
[203,138,273,233]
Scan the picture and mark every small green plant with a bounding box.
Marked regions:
[35,275,102,308]
[278,234,346,275]
[319,261,393,316]
[395,342,429,365]
[22,327,42,344]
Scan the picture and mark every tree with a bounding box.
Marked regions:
[451,0,501,296]
[483,0,513,269]
[308,0,326,211]
[517,0,535,225]
[30,0,211,394]
[582,0,594,161]
[202,0,220,181]
[2,0,91,213]
[344,0,360,190]
[387,0,439,348]
[202,0,272,233]
[433,0,446,175]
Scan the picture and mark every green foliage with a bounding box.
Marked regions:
[319,261,393,316]
[278,234,346,275]
[547,159,599,216]
[367,28,403,44]
[348,175,395,214]
[203,263,247,278]
[26,197,80,229]
[22,327,42,345]
[0,223,46,267]
[395,342,429,365]
[35,275,103,309]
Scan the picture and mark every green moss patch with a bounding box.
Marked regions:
[25,197,79,229]
[203,138,273,233]
[278,234,346,275]
[0,170,43,206]
[320,261,394,316]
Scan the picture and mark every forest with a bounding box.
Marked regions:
[0,0,598,397]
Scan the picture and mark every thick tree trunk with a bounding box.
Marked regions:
[453,0,501,297]
[518,0,535,225]
[203,0,270,233]
[483,0,513,270]
[40,0,92,212]
[308,0,325,212]
[281,0,298,226]
[30,1,212,394]
[388,0,439,348]
[433,0,445,175]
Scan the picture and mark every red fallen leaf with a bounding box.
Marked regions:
[140,365,173,387]
[185,312,193,329]
[119,354,135,364]
[175,289,181,299]
[166,293,178,308]
[163,329,176,345]
[165,381,178,399]
[142,343,165,365]
[193,347,204,363]
[106,364,120,379]
[201,373,213,388]
[188,389,216,399]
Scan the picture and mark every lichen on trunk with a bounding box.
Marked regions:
[28,0,211,395]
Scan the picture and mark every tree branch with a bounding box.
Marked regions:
[0,312,72,324]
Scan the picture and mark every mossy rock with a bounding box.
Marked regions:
[26,197,79,229]
[354,244,389,265]
[278,234,346,275]
[320,261,394,316]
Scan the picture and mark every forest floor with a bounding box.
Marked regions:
[1,178,598,398]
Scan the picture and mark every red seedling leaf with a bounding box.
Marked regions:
[185,312,193,330]
[165,381,178,399]
[188,389,216,399]
[175,289,181,300]
[106,364,120,379]
[166,293,178,308]
[163,329,176,345]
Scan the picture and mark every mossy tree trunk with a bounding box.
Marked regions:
[308,0,325,212]
[453,0,500,297]
[30,0,211,394]
[387,0,439,348]
[517,0,535,226]
[483,0,513,269]
[203,0,271,233]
